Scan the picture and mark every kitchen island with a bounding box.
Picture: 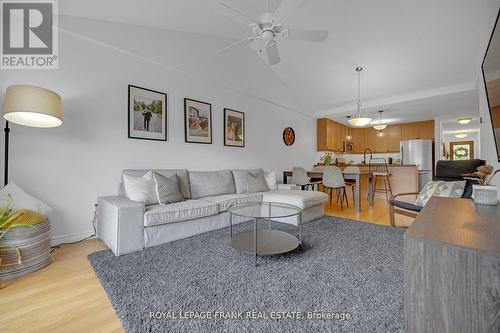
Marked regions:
[282,164,419,211]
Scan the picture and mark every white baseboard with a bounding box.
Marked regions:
[51,231,96,246]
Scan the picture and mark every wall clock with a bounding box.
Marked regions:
[283,127,295,146]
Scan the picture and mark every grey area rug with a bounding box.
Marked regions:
[88,217,405,332]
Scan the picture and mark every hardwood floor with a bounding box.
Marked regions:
[0,190,412,333]
[0,240,123,333]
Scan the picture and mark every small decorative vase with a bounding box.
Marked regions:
[472,185,498,205]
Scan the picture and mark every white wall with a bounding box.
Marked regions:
[442,131,480,159]
[0,17,316,243]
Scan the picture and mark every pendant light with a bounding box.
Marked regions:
[348,67,372,127]
[373,110,387,130]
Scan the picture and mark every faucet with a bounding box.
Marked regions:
[363,148,373,164]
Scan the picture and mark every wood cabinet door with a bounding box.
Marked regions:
[387,125,401,152]
[317,119,329,151]
[418,120,435,139]
[364,128,377,151]
[375,128,389,152]
[351,127,365,153]
[401,122,419,140]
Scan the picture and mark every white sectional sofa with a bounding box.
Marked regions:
[97,169,328,256]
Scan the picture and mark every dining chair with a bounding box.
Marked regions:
[291,167,321,191]
[322,166,348,209]
[343,165,360,206]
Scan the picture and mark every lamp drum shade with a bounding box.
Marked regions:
[3,85,62,128]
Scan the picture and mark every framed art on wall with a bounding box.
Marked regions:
[184,98,212,144]
[128,85,167,141]
[224,108,245,147]
[283,127,295,146]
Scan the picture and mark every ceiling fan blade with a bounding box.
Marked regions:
[219,37,254,53]
[287,29,328,42]
[214,2,255,26]
[274,0,313,20]
[266,41,280,66]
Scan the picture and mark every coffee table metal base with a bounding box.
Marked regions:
[231,229,300,256]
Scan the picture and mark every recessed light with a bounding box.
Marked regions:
[455,133,467,138]
[458,117,472,124]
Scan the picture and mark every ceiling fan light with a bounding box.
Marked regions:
[348,117,372,127]
[457,117,472,124]
[455,133,468,138]
[373,124,387,130]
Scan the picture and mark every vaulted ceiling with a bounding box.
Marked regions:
[60,0,498,124]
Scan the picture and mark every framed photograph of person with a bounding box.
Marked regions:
[184,98,212,144]
[224,108,245,147]
[128,85,167,141]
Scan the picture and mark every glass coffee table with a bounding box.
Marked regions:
[228,201,303,265]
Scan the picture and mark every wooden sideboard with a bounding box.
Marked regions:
[404,197,500,332]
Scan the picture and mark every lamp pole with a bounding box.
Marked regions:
[4,121,9,186]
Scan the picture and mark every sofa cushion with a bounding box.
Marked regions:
[415,180,466,206]
[232,169,270,193]
[123,171,157,205]
[144,200,219,227]
[188,170,236,199]
[262,190,328,209]
[153,172,183,204]
[123,169,191,199]
[201,193,263,212]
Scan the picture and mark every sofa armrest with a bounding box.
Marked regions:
[97,196,145,256]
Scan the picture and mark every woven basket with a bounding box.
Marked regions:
[0,219,51,280]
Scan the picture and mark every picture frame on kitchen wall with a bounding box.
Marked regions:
[224,108,245,147]
[184,98,212,144]
[128,85,168,141]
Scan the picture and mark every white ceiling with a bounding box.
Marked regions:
[59,0,495,122]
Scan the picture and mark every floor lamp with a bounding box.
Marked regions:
[3,85,62,186]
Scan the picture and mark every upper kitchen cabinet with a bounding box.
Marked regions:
[401,122,419,140]
[351,127,365,153]
[387,125,401,152]
[364,127,377,152]
[317,118,345,152]
[417,120,435,140]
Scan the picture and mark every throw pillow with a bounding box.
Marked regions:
[415,180,466,206]
[123,171,157,205]
[264,171,278,190]
[153,172,183,205]
[232,169,270,193]
[0,182,52,216]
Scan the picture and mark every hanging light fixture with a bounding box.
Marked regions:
[373,110,387,130]
[348,67,372,127]
[455,133,467,139]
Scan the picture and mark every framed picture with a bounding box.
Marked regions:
[224,108,245,147]
[283,127,295,146]
[128,85,167,141]
[184,98,212,144]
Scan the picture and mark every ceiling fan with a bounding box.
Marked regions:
[215,0,328,65]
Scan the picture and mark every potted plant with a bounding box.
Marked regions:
[320,152,333,166]
[464,165,499,205]
[0,195,32,266]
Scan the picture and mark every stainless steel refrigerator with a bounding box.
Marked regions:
[400,139,433,191]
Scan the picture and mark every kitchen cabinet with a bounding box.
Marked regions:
[351,128,365,153]
[317,118,346,152]
[387,125,401,152]
[364,127,377,152]
[417,120,435,140]
[375,128,389,152]
[401,122,419,140]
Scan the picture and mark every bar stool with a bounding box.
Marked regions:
[368,158,392,201]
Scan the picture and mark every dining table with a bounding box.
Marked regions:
[282,167,373,213]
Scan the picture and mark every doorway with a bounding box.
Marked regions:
[450,141,474,160]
